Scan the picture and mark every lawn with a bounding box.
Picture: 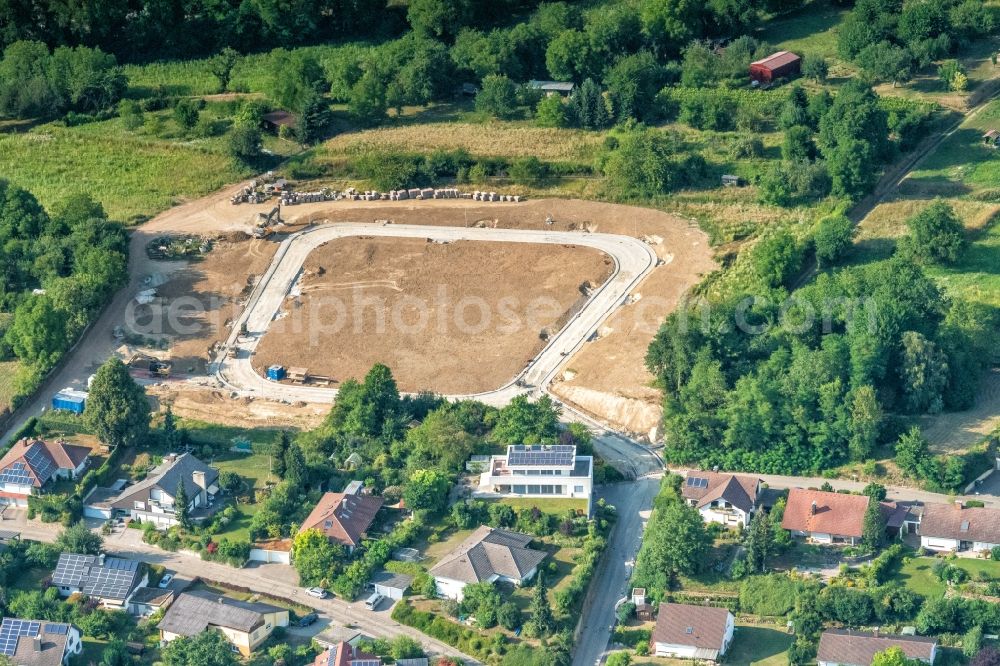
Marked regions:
[725,624,793,665]
[754,0,850,62]
[0,359,19,416]
[210,501,260,542]
[480,497,589,515]
[213,452,279,490]
[897,556,1000,597]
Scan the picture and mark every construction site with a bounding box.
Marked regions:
[106,177,714,436]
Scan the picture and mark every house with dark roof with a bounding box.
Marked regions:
[158,591,289,656]
[85,453,218,528]
[527,80,575,96]
[476,445,593,514]
[430,526,547,601]
[817,629,937,666]
[313,641,381,666]
[299,492,383,552]
[0,438,91,506]
[915,501,1000,554]
[127,586,175,617]
[781,489,871,545]
[682,472,761,528]
[652,603,734,662]
[0,617,82,666]
[52,553,147,609]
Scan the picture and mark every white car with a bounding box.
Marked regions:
[158,574,174,589]
[306,587,328,599]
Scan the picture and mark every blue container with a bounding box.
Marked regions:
[266,365,286,381]
[52,392,86,414]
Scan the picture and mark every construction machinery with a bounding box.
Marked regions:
[128,353,172,378]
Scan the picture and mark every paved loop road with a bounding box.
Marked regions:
[215,222,657,407]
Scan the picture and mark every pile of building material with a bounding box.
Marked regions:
[231,172,287,205]
[280,189,337,205]
[471,191,520,202]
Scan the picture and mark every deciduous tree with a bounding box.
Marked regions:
[84,357,151,448]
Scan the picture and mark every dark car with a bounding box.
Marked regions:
[298,613,319,627]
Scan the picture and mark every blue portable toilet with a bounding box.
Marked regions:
[266,365,286,381]
[52,388,87,414]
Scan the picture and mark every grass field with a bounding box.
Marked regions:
[211,502,260,542]
[0,117,248,222]
[726,624,793,665]
[0,360,20,415]
[481,496,589,515]
[897,556,1000,597]
[755,0,850,62]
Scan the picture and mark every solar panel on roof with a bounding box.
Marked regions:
[506,444,575,467]
[44,624,68,635]
[0,618,42,656]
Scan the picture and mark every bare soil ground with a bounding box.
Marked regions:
[122,192,714,433]
[253,237,612,395]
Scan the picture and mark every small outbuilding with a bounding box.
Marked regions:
[262,110,297,133]
[984,129,1000,147]
[371,571,414,601]
[527,80,575,96]
[749,51,801,85]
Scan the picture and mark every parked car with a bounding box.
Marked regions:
[364,593,384,610]
[306,587,328,599]
[298,612,319,627]
[158,574,174,589]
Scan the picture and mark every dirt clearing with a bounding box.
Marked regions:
[253,237,612,395]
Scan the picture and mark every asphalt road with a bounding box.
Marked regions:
[214,222,657,407]
[571,477,660,666]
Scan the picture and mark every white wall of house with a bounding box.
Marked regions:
[64,626,83,662]
[974,541,1000,552]
[697,503,750,528]
[374,583,406,601]
[654,643,700,659]
[921,536,960,552]
[435,576,472,601]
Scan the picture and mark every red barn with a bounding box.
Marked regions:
[749,51,801,84]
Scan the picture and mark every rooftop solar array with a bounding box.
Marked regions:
[0,442,58,488]
[351,659,382,666]
[685,477,709,488]
[506,445,576,467]
[0,462,33,487]
[0,618,41,656]
[43,624,68,635]
[53,553,141,600]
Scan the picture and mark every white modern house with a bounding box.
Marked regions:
[652,603,734,661]
[476,445,593,514]
[429,526,547,601]
[915,501,1000,554]
[681,472,761,528]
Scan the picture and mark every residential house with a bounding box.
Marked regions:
[158,590,289,657]
[0,617,82,665]
[781,489,871,545]
[0,439,90,506]
[127,587,175,617]
[476,444,593,514]
[87,453,218,528]
[816,629,937,666]
[314,641,381,666]
[299,492,384,552]
[651,603,735,662]
[52,553,147,609]
[681,472,761,528]
[371,571,413,601]
[915,501,1000,554]
[430,525,547,601]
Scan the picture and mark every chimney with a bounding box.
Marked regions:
[33,635,41,652]
[192,470,206,491]
[98,554,105,566]
[955,500,964,510]
[810,501,817,515]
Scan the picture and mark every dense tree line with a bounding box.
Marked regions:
[645,244,996,474]
[0,183,128,402]
[838,0,995,87]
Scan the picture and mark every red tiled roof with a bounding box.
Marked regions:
[299,493,383,547]
[0,438,90,488]
[651,603,731,650]
[781,488,868,538]
[751,51,801,70]
[314,642,380,666]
